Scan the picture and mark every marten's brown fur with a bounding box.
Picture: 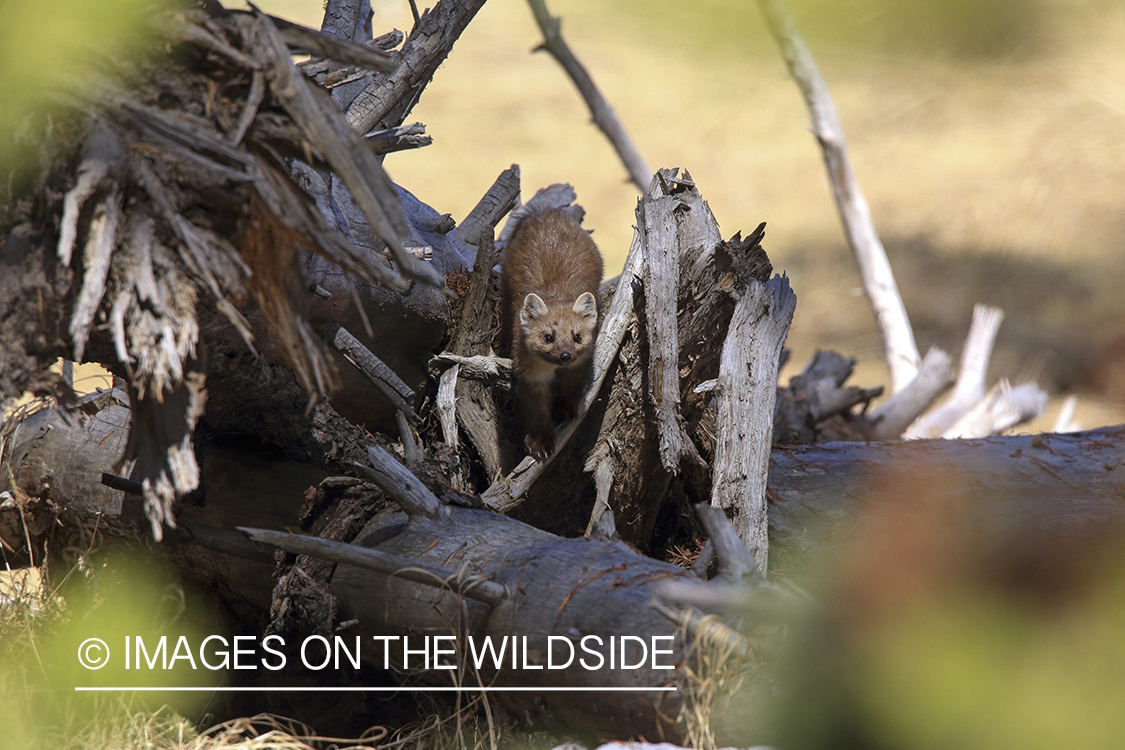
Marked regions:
[500,209,603,461]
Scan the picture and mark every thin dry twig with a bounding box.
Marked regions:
[526,0,652,191]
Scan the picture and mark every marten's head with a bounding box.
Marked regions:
[519,292,598,368]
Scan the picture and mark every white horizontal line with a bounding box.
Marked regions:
[75,686,677,693]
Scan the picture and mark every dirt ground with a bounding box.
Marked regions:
[203,1,1125,428]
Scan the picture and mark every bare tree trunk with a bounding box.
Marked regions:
[711,275,795,572]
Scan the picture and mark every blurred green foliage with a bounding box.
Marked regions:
[856,569,1125,750]
[754,549,1125,750]
[0,0,156,202]
[1,551,219,750]
[0,0,154,123]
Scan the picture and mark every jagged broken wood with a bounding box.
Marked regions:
[772,350,884,444]
[869,347,955,440]
[457,165,521,248]
[326,323,419,424]
[428,167,527,483]
[483,170,775,553]
[250,8,442,288]
[711,274,796,572]
[345,0,489,136]
[429,354,512,388]
[641,191,703,472]
[2,6,465,537]
[905,304,1005,438]
[363,123,433,155]
[942,380,1048,439]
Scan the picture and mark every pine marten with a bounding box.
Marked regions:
[500,209,604,461]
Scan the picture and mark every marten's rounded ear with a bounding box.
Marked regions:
[520,293,549,326]
[572,292,597,323]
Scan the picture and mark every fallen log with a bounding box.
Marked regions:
[7,388,1122,583]
[766,425,1125,573]
[323,450,694,741]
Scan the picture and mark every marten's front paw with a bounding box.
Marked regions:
[524,433,554,462]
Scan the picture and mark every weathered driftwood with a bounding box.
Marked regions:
[249,9,440,289]
[868,346,955,440]
[448,228,508,480]
[711,275,796,572]
[755,0,920,393]
[641,189,701,473]
[329,507,692,740]
[427,166,528,486]
[942,380,1048,439]
[429,354,512,389]
[363,123,433,155]
[754,1,1049,438]
[905,304,1004,438]
[659,506,803,628]
[436,364,462,477]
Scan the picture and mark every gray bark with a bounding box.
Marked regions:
[711,275,796,572]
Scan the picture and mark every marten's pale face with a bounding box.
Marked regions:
[519,292,598,368]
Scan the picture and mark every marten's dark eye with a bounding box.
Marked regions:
[573,333,583,344]
[543,333,554,344]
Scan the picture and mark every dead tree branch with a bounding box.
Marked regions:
[240,526,509,605]
[905,304,1004,438]
[869,347,955,440]
[756,0,920,392]
[345,0,488,135]
[526,0,652,190]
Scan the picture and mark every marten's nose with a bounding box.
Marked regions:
[559,352,572,362]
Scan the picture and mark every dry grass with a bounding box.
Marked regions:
[674,611,763,750]
[0,564,401,750]
[52,708,391,750]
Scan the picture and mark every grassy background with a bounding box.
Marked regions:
[259,0,1125,428]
